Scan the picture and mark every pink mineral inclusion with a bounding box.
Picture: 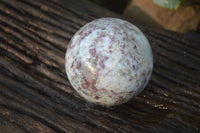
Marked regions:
[89,48,96,57]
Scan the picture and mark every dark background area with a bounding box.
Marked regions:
[88,0,129,14]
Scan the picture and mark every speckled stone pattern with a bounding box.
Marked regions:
[65,18,153,106]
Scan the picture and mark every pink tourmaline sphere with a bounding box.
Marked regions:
[65,18,153,106]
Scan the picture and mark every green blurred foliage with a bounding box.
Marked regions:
[153,0,181,10]
[153,0,200,10]
[89,0,200,12]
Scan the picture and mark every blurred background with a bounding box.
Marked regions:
[88,0,200,33]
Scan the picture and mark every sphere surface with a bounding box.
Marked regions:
[65,18,153,106]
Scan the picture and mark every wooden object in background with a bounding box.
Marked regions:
[123,0,200,33]
[0,0,200,132]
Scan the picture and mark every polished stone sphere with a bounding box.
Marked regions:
[65,18,153,106]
